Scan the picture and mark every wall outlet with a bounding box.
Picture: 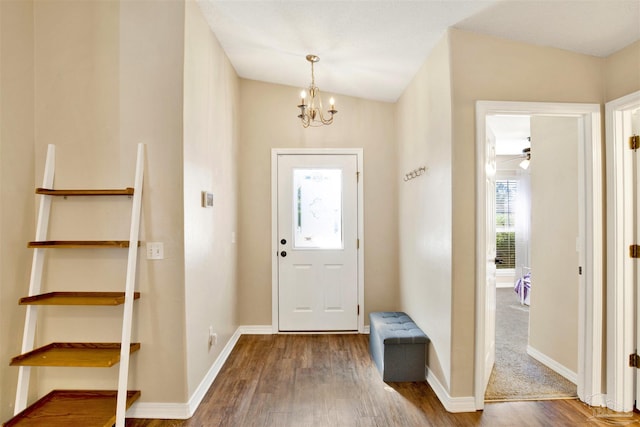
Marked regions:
[208,326,217,349]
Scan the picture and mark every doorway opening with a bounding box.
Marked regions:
[484,114,578,401]
[474,101,603,410]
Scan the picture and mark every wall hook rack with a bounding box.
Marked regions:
[403,166,426,182]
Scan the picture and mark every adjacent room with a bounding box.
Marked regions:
[484,115,578,402]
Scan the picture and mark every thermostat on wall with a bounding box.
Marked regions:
[202,191,214,208]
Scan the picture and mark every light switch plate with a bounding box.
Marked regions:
[146,242,164,260]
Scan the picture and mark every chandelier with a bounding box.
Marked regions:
[297,54,337,128]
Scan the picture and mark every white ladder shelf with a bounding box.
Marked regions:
[5,144,145,427]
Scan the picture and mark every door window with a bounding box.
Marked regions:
[292,168,343,249]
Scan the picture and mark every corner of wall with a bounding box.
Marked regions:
[603,40,640,103]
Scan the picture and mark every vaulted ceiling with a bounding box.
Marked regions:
[199,0,640,103]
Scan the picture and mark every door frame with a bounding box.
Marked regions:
[605,90,640,412]
[474,101,603,409]
[271,148,364,333]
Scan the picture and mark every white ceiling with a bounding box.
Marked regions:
[488,115,531,155]
[199,0,640,103]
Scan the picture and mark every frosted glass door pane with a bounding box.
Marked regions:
[293,169,343,249]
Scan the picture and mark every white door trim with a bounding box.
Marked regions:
[271,148,364,333]
[605,90,640,412]
[474,101,603,410]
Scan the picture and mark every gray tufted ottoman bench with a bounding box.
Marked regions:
[369,311,429,382]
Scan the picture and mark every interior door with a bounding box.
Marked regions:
[530,116,581,374]
[484,127,497,388]
[277,154,358,331]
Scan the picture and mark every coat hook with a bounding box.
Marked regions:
[403,166,427,182]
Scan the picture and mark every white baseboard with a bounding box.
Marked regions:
[363,325,370,334]
[527,345,578,384]
[128,326,245,419]
[238,325,274,334]
[426,368,476,413]
[126,402,191,420]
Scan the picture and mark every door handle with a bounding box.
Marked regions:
[280,251,287,257]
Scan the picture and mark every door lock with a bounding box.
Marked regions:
[280,239,287,245]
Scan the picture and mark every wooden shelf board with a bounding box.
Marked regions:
[36,188,134,196]
[19,291,140,306]
[28,240,136,248]
[2,389,140,427]
[10,343,140,368]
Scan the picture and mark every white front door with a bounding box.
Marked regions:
[276,153,359,331]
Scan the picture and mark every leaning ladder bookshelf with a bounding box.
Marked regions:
[3,144,145,427]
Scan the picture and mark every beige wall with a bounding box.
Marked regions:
[32,0,189,403]
[396,35,453,389]
[1,0,244,417]
[447,28,603,397]
[119,0,188,404]
[0,0,192,410]
[529,116,579,373]
[33,0,128,396]
[183,0,239,397]
[604,40,640,102]
[237,79,398,326]
[0,0,36,421]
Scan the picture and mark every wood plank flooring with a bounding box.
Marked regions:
[126,334,640,427]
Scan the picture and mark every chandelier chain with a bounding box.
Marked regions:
[310,60,315,87]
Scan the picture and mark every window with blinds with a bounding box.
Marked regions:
[496,180,518,269]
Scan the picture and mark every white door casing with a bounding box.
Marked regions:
[475,101,603,410]
[271,149,364,333]
[484,128,497,389]
[605,91,640,412]
[636,123,640,410]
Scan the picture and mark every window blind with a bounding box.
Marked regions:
[496,180,518,269]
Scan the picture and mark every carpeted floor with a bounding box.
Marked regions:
[484,288,578,401]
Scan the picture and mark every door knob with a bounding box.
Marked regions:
[280,251,287,257]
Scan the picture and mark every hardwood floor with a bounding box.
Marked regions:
[126,334,640,427]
